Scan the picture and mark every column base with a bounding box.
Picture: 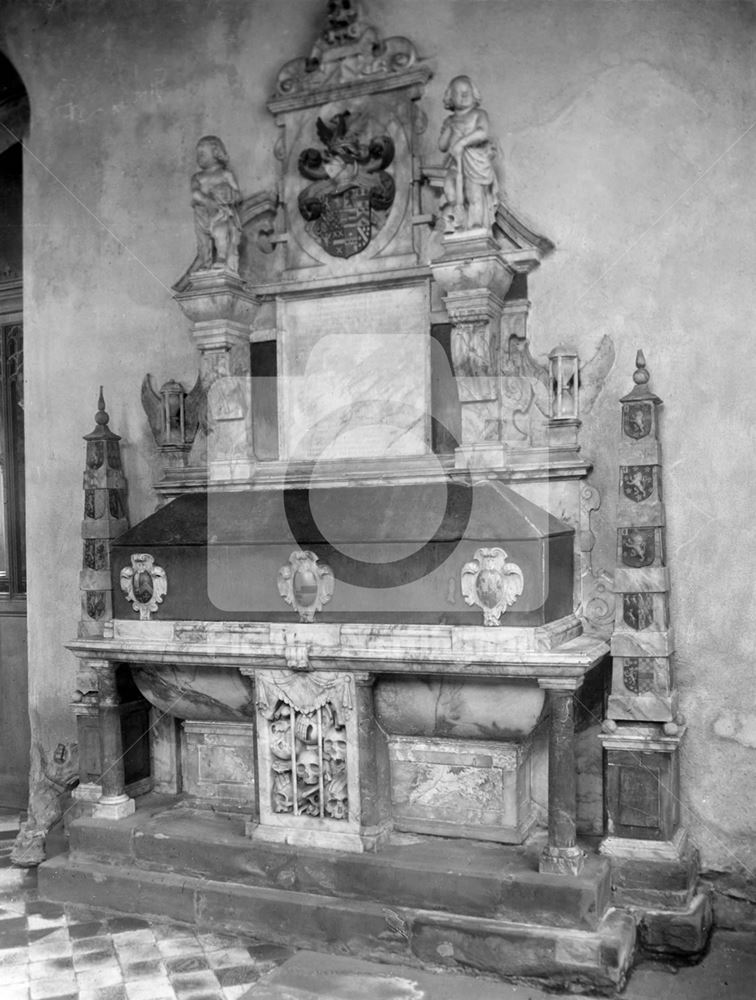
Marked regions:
[72,782,102,803]
[539,844,586,876]
[94,795,135,820]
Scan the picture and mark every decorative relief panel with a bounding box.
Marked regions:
[460,547,524,626]
[257,672,353,822]
[120,553,167,620]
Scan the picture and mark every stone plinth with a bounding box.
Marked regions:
[600,723,685,857]
[173,268,259,480]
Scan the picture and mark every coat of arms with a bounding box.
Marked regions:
[277,550,335,623]
[622,466,654,503]
[120,553,167,621]
[623,401,653,439]
[623,593,654,631]
[460,547,524,626]
[620,527,656,568]
[298,110,395,258]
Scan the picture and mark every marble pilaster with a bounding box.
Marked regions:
[92,661,135,820]
[174,268,259,479]
[538,682,586,876]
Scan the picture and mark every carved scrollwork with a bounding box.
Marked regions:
[277,550,334,622]
[275,2,418,97]
[119,553,167,621]
[461,547,524,626]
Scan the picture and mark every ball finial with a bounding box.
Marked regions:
[94,386,110,426]
[633,350,650,386]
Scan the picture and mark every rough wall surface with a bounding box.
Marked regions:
[0,0,753,871]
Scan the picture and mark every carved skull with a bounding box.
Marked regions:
[272,772,294,813]
[323,726,347,768]
[296,747,321,786]
[326,795,348,820]
[325,772,348,820]
[270,709,292,761]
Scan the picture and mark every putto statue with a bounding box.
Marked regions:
[439,75,498,233]
[190,135,242,272]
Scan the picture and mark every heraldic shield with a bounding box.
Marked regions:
[623,401,653,439]
[311,187,372,258]
[622,465,654,503]
[297,110,396,259]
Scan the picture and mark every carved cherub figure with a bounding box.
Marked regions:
[439,75,498,232]
[191,135,242,272]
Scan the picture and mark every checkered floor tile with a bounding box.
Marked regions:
[0,812,292,1000]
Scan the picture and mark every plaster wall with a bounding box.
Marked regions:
[0,0,754,871]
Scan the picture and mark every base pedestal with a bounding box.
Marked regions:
[39,799,635,993]
[93,794,135,820]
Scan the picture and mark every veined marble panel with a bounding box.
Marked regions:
[388,735,535,843]
[280,284,430,460]
[182,721,256,813]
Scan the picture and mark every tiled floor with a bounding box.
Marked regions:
[0,813,292,1000]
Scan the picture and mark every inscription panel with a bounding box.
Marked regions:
[281,285,431,461]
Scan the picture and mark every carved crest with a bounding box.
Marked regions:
[622,466,654,503]
[623,593,654,631]
[460,547,524,626]
[623,401,653,439]
[620,527,656,568]
[298,110,395,258]
[277,550,335,622]
[120,553,167,621]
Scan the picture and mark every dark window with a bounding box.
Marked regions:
[250,339,279,460]
[0,315,24,594]
[430,323,461,454]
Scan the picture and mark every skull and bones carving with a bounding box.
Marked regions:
[296,746,321,787]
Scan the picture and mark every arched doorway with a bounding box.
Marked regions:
[0,50,29,810]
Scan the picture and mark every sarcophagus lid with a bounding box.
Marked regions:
[111,480,573,626]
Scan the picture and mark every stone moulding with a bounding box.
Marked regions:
[68,615,603,685]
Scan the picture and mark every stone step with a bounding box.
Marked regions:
[66,801,611,930]
[39,853,635,994]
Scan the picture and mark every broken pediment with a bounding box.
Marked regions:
[271,0,425,105]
